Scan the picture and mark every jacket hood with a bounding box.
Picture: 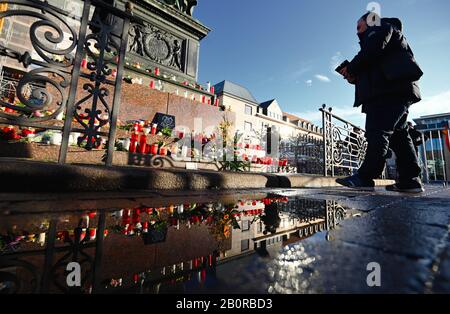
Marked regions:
[382,18,403,32]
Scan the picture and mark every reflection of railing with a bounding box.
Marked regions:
[320,105,367,177]
[0,0,140,165]
[418,128,448,183]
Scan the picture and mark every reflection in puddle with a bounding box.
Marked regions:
[0,196,348,294]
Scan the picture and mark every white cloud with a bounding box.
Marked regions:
[315,74,331,83]
[409,90,450,120]
[305,79,313,87]
[291,61,313,79]
[330,52,344,76]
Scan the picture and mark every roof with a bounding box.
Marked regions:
[282,112,313,125]
[259,99,276,110]
[213,81,258,104]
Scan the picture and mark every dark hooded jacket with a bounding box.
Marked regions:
[347,18,423,110]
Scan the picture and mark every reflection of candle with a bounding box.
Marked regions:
[81,58,88,68]
[149,80,155,89]
[201,95,206,103]
[89,228,97,241]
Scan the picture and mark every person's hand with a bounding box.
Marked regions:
[340,66,355,84]
[339,66,349,78]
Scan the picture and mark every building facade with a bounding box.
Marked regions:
[414,113,450,182]
[214,80,323,144]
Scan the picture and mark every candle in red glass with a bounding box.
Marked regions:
[154,67,160,76]
[150,143,159,155]
[138,134,147,153]
[151,123,157,135]
[159,146,167,156]
[178,131,184,139]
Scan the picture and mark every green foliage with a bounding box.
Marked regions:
[220,160,251,172]
[160,127,173,137]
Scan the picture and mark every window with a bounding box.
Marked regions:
[242,220,250,232]
[257,222,263,233]
[245,105,252,115]
[244,121,252,132]
[241,239,250,252]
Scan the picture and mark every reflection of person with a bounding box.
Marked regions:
[336,12,424,193]
[261,203,280,235]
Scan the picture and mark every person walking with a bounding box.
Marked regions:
[336,12,424,193]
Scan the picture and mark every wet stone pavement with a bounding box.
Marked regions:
[0,185,449,294]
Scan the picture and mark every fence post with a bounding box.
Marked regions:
[321,105,328,177]
[59,0,92,164]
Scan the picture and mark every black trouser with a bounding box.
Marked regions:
[358,101,421,181]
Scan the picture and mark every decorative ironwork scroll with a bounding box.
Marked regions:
[0,0,137,165]
[321,105,368,177]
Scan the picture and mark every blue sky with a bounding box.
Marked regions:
[195,0,450,127]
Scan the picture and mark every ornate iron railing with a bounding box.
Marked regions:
[320,105,367,177]
[0,0,142,165]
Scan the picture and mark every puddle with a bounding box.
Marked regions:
[0,194,350,294]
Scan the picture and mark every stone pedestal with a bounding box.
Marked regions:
[115,0,210,82]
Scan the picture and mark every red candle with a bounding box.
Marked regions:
[151,123,157,135]
[149,80,155,89]
[207,99,211,105]
[159,146,167,156]
[81,58,88,68]
[138,134,147,154]
[201,95,206,103]
[210,86,215,94]
[129,133,139,153]
[150,143,159,155]
[178,131,184,139]
[111,69,117,78]
[215,99,219,106]
[154,67,160,76]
